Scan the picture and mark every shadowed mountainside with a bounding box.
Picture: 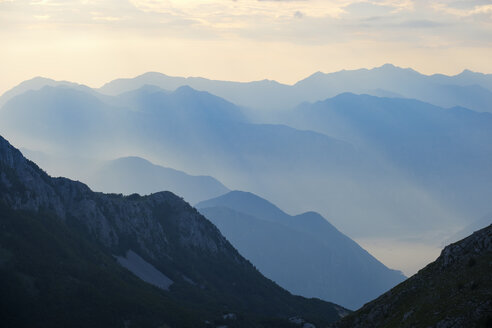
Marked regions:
[196,191,405,310]
[331,223,492,328]
[0,134,347,327]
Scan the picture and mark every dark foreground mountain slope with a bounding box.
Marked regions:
[196,191,405,310]
[0,135,347,327]
[332,224,492,328]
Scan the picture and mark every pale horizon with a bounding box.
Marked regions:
[1,0,491,95]
[2,62,491,97]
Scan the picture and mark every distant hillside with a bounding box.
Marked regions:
[6,65,492,113]
[97,64,492,112]
[196,191,405,310]
[292,64,492,113]
[280,93,492,226]
[0,77,102,108]
[332,224,492,328]
[2,81,491,245]
[0,135,347,327]
[86,156,229,204]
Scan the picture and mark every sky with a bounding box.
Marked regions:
[1,0,491,94]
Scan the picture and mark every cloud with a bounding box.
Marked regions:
[129,0,348,19]
[431,1,492,18]
[1,0,487,42]
[0,0,490,95]
[342,2,399,18]
[397,19,446,28]
[294,10,303,18]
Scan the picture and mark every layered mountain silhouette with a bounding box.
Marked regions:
[97,64,492,112]
[1,82,490,240]
[278,93,492,222]
[86,156,229,204]
[0,85,369,236]
[4,65,491,113]
[0,134,348,327]
[292,64,492,113]
[196,191,405,309]
[0,77,104,108]
[332,224,492,328]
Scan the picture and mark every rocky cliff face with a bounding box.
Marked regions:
[0,135,347,327]
[332,224,492,328]
[0,135,228,255]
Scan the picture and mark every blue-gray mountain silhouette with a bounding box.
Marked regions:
[97,64,492,112]
[0,134,348,327]
[280,93,492,224]
[87,156,229,204]
[196,191,405,310]
[1,82,491,240]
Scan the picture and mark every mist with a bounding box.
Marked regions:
[1,71,491,275]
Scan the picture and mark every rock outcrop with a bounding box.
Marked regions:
[332,224,492,328]
[0,135,347,327]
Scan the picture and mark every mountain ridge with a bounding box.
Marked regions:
[0,134,347,327]
[2,82,489,245]
[96,64,492,112]
[5,63,491,113]
[87,156,230,204]
[332,223,492,328]
[196,191,405,309]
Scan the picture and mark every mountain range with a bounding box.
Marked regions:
[1,64,491,326]
[16,150,229,206]
[2,66,492,276]
[3,65,492,114]
[2,81,490,242]
[196,191,405,310]
[275,93,492,222]
[0,134,348,327]
[86,156,229,204]
[97,64,492,112]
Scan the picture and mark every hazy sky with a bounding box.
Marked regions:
[1,0,491,94]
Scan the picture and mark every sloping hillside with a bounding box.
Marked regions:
[86,156,229,204]
[197,191,405,309]
[0,135,347,327]
[332,224,492,328]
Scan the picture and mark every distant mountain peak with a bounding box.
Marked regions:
[374,63,418,73]
[23,76,56,84]
[111,155,151,164]
[0,133,347,326]
[137,71,171,79]
[456,68,487,77]
[197,190,286,217]
[379,63,397,69]
[175,84,196,93]
[0,76,94,108]
[310,70,326,77]
[198,190,406,309]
